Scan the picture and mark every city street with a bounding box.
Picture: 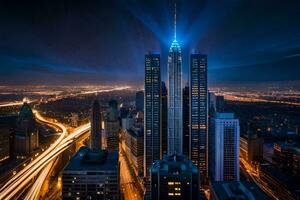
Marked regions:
[120,151,142,200]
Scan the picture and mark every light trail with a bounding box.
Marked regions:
[239,157,279,200]
[0,110,91,200]
[0,100,35,108]
[24,160,54,200]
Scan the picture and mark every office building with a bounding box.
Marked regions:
[210,113,240,181]
[124,127,144,176]
[62,147,119,200]
[104,100,119,152]
[90,100,102,151]
[144,53,161,177]
[150,154,199,200]
[167,13,183,155]
[216,95,225,112]
[70,113,79,127]
[240,134,264,162]
[189,54,208,177]
[136,91,144,112]
[14,102,39,156]
[161,81,168,157]
[182,85,189,157]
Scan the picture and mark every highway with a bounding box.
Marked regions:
[240,157,279,200]
[0,110,91,200]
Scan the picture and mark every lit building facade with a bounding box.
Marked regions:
[210,113,240,181]
[150,155,199,200]
[124,127,144,176]
[167,39,183,155]
[144,53,161,177]
[240,134,264,162]
[62,147,119,200]
[189,54,208,176]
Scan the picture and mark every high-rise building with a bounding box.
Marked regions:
[144,53,161,178]
[210,113,240,181]
[123,127,144,176]
[90,100,102,151]
[14,102,39,156]
[189,54,208,177]
[136,91,144,112]
[104,100,120,152]
[62,147,119,200]
[167,8,183,155]
[161,81,168,157]
[150,155,199,200]
[182,85,189,157]
[208,91,216,114]
[216,95,225,112]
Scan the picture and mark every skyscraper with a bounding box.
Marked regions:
[135,91,144,112]
[189,54,208,177]
[210,113,240,181]
[182,85,189,157]
[14,102,39,155]
[144,53,161,178]
[90,99,101,151]
[161,81,168,157]
[168,3,183,155]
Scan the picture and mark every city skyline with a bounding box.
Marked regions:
[0,1,300,200]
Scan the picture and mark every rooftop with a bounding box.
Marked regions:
[211,181,271,200]
[151,154,198,174]
[215,112,235,119]
[64,147,118,172]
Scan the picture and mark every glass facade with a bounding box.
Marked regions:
[168,40,183,155]
[144,53,161,178]
[189,54,208,177]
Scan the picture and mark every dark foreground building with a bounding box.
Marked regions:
[150,154,199,200]
[62,147,119,200]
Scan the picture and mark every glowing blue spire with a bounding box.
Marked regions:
[174,1,176,41]
[170,1,180,52]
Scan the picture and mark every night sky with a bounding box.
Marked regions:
[0,0,300,86]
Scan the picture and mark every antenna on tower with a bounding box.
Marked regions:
[174,0,177,41]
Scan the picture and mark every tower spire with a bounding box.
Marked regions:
[174,1,177,41]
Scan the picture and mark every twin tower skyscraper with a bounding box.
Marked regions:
[144,2,208,179]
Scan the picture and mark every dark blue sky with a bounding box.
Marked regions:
[0,0,300,86]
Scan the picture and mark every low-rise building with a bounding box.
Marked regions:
[150,155,199,200]
[210,181,270,200]
[62,147,119,200]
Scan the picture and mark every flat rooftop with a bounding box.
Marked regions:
[211,181,271,200]
[64,146,118,172]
